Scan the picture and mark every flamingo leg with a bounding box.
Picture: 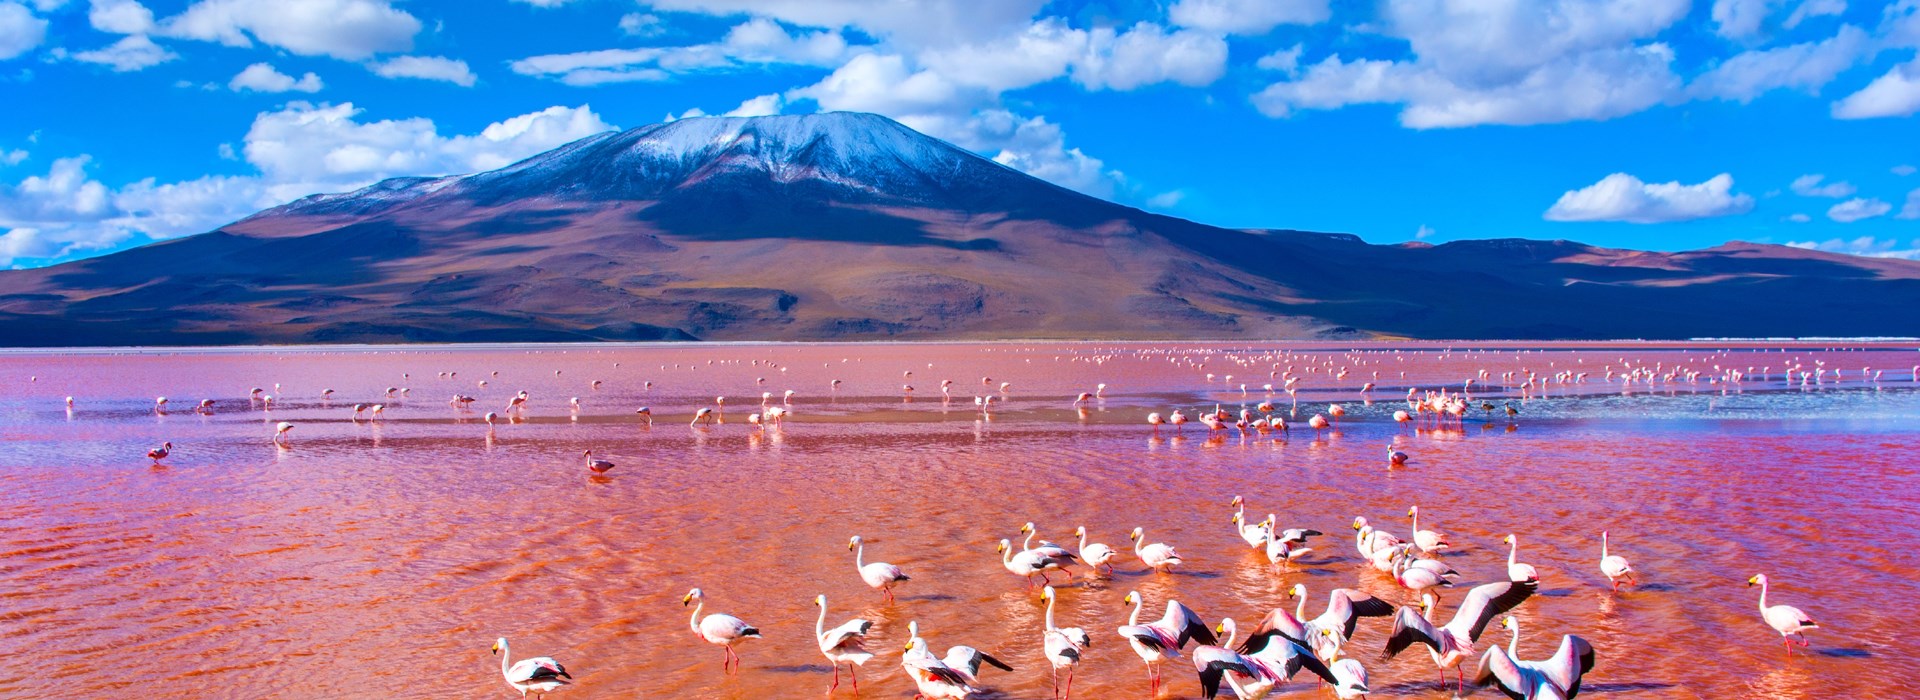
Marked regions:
[850,665,858,692]
[830,663,840,690]
[1064,667,1074,700]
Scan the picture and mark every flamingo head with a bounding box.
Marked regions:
[1747,574,1766,587]
[1230,495,1243,507]
[1122,591,1139,606]
[1419,594,1436,612]
[492,638,505,655]
[815,594,827,607]
[1042,585,1056,601]
[1020,522,1035,535]
[682,588,701,605]
[1501,616,1517,632]
[848,535,862,550]
[1074,525,1087,537]
[1289,583,1305,599]
[1406,506,1418,518]
[1502,534,1514,545]
[996,539,1010,553]
[1129,527,1143,541]
[1351,516,1368,530]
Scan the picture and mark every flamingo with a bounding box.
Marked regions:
[1600,531,1635,591]
[1230,495,1271,548]
[1393,410,1411,428]
[1040,586,1091,699]
[849,535,910,602]
[484,411,499,426]
[691,407,715,426]
[1239,584,1394,658]
[1130,527,1182,572]
[1208,617,1340,700]
[1407,506,1450,554]
[1383,580,1538,693]
[1169,409,1189,432]
[999,539,1076,587]
[1147,412,1165,432]
[1392,548,1455,596]
[1473,616,1595,700]
[491,637,572,698]
[273,421,294,446]
[1073,392,1094,406]
[583,450,614,474]
[1074,526,1118,574]
[634,407,652,425]
[683,588,760,674]
[902,621,1014,699]
[1748,574,1818,656]
[814,595,873,691]
[1307,414,1329,435]
[1328,404,1346,424]
[146,441,172,464]
[1117,590,1216,695]
[1503,534,1539,583]
[1387,444,1408,466]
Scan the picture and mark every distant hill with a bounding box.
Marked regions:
[3,112,1917,346]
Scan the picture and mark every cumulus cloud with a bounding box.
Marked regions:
[2,149,24,165]
[1787,212,1813,222]
[0,1,48,60]
[1895,164,1917,175]
[1789,173,1856,197]
[640,0,1046,47]
[1688,24,1869,102]
[1415,223,1436,239]
[369,55,476,86]
[1784,0,1846,29]
[1146,190,1185,208]
[1069,22,1228,91]
[60,33,178,71]
[1826,197,1891,222]
[1168,0,1329,35]
[1900,187,1920,218]
[1544,172,1755,223]
[241,102,613,191]
[0,103,616,266]
[1253,0,1689,128]
[1712,0,1782,39]
[1256,45,1303,73]
[511,18,853,85]
[89,0,155,34]
[1832,57,1920,119]
[618,12,662,37]
[159,0,420,60]
[724,93,783,117]
[229,63,323,93]
[1784,235,1920,259]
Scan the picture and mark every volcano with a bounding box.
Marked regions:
[2,112,1917,346]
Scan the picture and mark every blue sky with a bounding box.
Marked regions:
[2,0,1919,268]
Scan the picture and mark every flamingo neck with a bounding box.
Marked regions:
[1294,590,1307,622]
[689,599,704,635]
[1002,545,1014,566]
[1134,535,1146,556]
[815,602,827,641]
[1507,538,1519,568]
[1601,532,1610,558]
[1044,594,1057,632]
[1508,620,1519,656]
[1757,579,1769,611]
[1128,597,1143,626]
[1024,530,1037,551]
[1077,530,1089,552]
[498,640,511,679]
[1220,621,1237,648]
[854,542,865,571]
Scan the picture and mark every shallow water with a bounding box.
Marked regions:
[2,342,1917,699]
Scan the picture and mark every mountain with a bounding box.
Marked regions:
[2,112,1918,346]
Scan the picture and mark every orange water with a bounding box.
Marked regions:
[2,342,1916,699]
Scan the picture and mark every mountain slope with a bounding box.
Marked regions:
[2,112,1917,346]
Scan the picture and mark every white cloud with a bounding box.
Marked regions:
[1253,0,1688,128]
[1826,197,1891,221]
[1784,0,1846,28]
[640,0,1046,47]
[787,53,963,115]
[618,12,661,37]
[0,1,48,60]
[1544,172,1755,223]
[1784,235,1920,259]
[1168,0,1329,35]
[0,103,617,266]
[1256,45,1303,74]
[241,101,613,190]
[66,34,178,71]
[89,0,155,34]
[1,149,24,165]
[511,0,574,6]
[370,55,476,86]
[160,0,420,60]
[1069,22,1228,91]
[1789,173,1856,197]
[1832,57,1920,119]
[1712,0,1783,39]
[229,62,324,93]
[723,93,783,117]
[28,0,62,8]
[1415,223,1436,239]
[1787,212,1813,222]
[1895,164,1917,175]
[1146,190,1185,208]
[1886,0,1920,48]
[511,18,853,85]
[1900,187,1920,217]
[1688,24,1869,102]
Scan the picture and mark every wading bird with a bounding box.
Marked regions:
[683,588,760,674]
[492,637,572,699]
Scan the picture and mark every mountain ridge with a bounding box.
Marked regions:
[3,111,1917,346]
